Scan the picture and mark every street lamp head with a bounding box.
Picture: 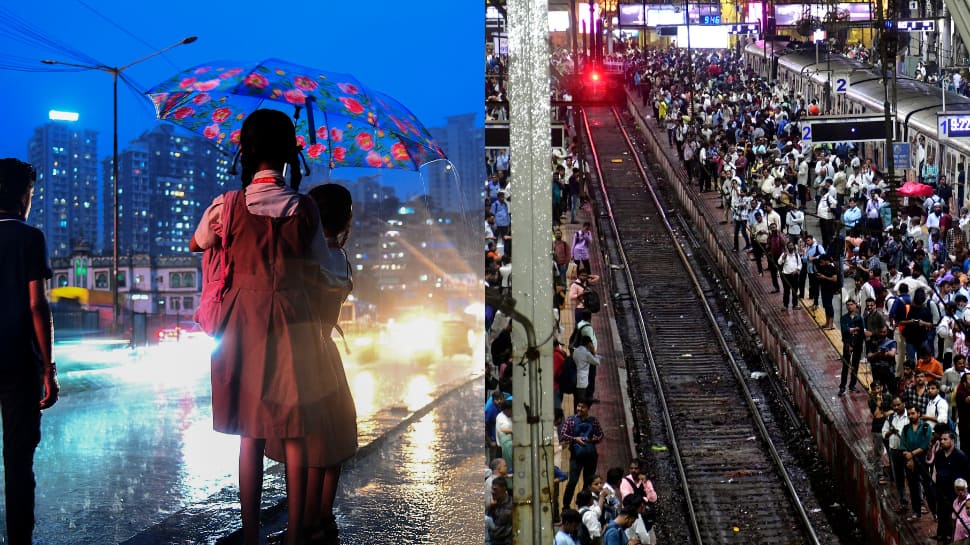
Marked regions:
[182,36,198,44]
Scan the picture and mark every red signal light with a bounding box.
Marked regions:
[590,71,601,82]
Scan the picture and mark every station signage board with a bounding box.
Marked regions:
[728,23,761,34]
[896,19,936,32]
[807,115,888,144]
[892,142,911,170]
[938,114,970,139]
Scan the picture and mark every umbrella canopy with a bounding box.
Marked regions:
[898,181,935,198]
[146,59,445,170]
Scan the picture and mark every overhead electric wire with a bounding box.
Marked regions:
[0,6,104,68]
[74,0,182,71]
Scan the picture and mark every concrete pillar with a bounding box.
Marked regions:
[508,1,555,544]
[942,4,952,66]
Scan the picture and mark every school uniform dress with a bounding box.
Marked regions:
[194,179,337,441]
[265,242,359,466]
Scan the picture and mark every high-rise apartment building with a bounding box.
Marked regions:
[103,124,231,255]
[27,117,100,258]
[427,113,484,214]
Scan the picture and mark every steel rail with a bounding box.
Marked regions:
[580,104,822,545]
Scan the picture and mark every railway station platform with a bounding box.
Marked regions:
[617,87,934,545]
[556,205,638,495]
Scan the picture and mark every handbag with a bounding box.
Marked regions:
[570,416,597,458]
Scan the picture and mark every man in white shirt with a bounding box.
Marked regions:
[786,206,805,245]
[817,179,838,246]
[923,381,950,426]
[883,397,910,501]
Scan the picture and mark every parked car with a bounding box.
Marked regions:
[155,320,206,343]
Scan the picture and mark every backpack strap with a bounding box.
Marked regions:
[217,190,240,302]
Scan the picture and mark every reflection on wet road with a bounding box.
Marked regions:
[280,378,485,544]
[2,337,478,544]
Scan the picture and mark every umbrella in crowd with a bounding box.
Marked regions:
[146,58,446,171]
[897,181,935,198]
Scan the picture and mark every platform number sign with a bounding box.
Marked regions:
[835,78,848,94]
[939,114,970,139]
[802,124,812,144]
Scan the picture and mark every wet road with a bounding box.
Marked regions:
[3,336,479,544]
[260,378,484,545]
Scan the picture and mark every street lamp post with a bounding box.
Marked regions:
[42,36,197,332]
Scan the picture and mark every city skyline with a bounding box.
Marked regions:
[24,110,482,258]
[0,2,483,194]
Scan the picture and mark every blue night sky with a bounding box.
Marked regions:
[0,1,483,197]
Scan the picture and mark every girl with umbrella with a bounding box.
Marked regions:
[191,109,335,545]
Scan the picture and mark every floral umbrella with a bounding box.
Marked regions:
[146,59,446,170]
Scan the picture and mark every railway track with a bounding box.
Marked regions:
[581,105,821,545]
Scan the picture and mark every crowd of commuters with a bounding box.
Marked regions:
[484,44,664,543]
[623,42,970,543]
[485,35,970,543]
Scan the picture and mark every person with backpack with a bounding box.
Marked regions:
[602,468,624,526]
[601,505,640,545]
[569,268,601,324]
[901,288,936,362]
[560,398,604,510]
[556,509,583,545]
[572,312,600,400]
[576,489,602,545]
[573,336,600,408]
[619,460,644,504]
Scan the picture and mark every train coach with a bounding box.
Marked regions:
[743,40,970,183]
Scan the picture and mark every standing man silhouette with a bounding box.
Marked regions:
[0,158,59,545]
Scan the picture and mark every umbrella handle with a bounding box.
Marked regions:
[305,96,317,146]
